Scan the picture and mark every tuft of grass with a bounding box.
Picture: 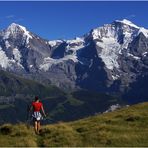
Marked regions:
[0,124,37,147]
[39,123,81,147]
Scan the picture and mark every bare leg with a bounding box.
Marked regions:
[34,121,38,134]
[37,121,41,134]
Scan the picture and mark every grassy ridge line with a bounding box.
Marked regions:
[0,102,148,147]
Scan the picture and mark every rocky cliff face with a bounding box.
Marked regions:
[0,19,148,103]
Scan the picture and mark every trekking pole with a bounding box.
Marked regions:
[26,104,32,129]
[42,113,56,123]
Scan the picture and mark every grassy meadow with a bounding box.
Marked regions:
[0,102,148,147]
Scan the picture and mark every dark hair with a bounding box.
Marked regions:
[35,96,39,101]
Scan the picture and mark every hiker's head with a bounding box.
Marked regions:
[35,96,39,102]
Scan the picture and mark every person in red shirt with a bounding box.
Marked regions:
[29,96,46,134]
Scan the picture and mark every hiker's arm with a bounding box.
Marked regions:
[29,105,33,112]
[41,106,46,117]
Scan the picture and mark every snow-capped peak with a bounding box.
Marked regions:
[3,23,32,44]
[90,19,142,77]
[114,19,148,38]
[90,19,148,81]
[115,19,139,29]
[8,23,20,28]
[7,23,25,34]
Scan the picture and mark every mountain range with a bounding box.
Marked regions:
[0,19,148,103]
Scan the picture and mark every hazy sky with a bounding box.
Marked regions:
[0,1,148,40]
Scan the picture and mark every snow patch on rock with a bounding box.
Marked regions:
[104,104,121,113]
[40,38,85,71]
[5,40,11,49]
[0,46,24,69]
[48,40,63,47]
[127,53,141,60]
[29,65,33,68]
[96,37,120,70]
[143,52,148,57]
[13,48,22,63]
[39,54,79,72]
[0,46,10,68]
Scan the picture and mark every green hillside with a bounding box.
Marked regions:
[0,70,122,123]
[46,90,122,122]
[0,102,147,147]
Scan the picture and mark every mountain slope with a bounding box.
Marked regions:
[0,70,63,97]
[0,102,147,147]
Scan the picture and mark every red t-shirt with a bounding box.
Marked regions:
[32,101,43,112]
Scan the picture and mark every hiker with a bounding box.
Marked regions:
[29,96,46,134]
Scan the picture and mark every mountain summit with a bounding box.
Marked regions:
[2,23,32,44]
[0,19,148,103]
[115,19,139,28]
